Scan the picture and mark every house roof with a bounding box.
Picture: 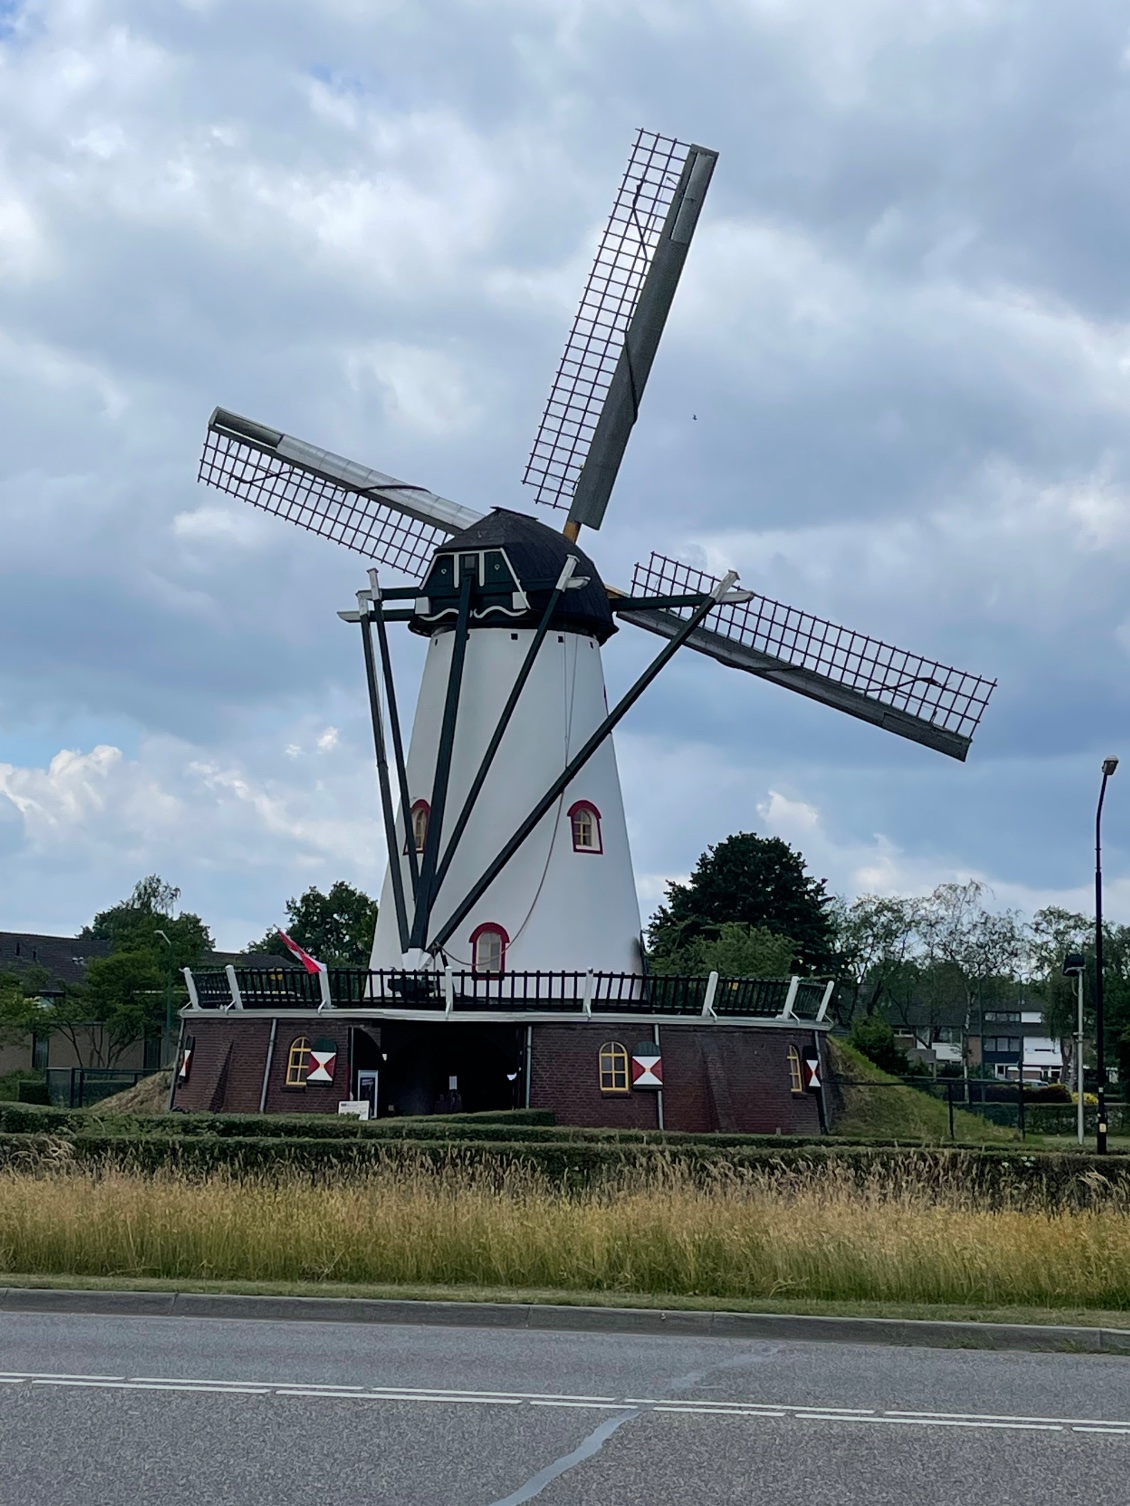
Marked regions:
[0,932,111,990]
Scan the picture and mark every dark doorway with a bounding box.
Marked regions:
[350,1027,383,1114]
[379,1023,522,1117]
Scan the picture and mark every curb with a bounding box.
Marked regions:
[1,1287,1128,1353]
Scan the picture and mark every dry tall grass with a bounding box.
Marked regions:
[2,1154,1129,1308]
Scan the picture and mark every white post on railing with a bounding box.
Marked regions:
[701,971,719,1019]
[182,967,200,1010]
[317,969,333,1012]
[777,975,800,1020]
[582,970,594,1016]
[444,965,454,1016]
[224,965,244,1011]
[815,979,835,1023]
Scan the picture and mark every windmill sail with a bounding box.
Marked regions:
[199,408,483,579]
[622,555,995,761]
[523,130,717,530]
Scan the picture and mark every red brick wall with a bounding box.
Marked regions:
[174,1015,829,1132]
[530,1024,660,1129]
[173,1017,272,1114]
[659,1025,824,1134]
[173,1018,353,1116]
[530,1022,826,1133]
[264,1023,352,1115]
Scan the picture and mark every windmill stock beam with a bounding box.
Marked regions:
[355,598,411,953]
[368,575,419,897]
[619,607,973,761]
[409,572,474,951]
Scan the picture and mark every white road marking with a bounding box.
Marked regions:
[795,1414,1062,1432]
[529,1401,631,1410]
[3,1369,1128,1438]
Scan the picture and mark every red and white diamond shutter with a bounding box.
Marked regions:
[630,1042,662,1090]
[307,1037,338,1086]
[803,1056,821,1091]
[178,1037,195,1082]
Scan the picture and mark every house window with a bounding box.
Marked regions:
[599,1041,629,1093]
[407,800,430,855]
[985,1036,1022,1055]
[470,923,508,975]
[568,800,602,854]
[285,1036,311,1088]
[31,1033,48,1072]
[788,1046,804,1094]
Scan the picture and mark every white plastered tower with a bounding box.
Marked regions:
[370,510,643,974]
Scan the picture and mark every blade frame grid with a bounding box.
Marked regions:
[523,129,693,511]
[631,554,994,741]
[199,429,444,580]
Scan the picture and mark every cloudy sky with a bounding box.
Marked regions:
[2,0,1130,948]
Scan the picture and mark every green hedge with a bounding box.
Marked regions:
[4,1131,1130,1206]
[0,1104,557,1138]
[0,1101,1022,1152]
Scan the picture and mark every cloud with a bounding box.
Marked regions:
[2,0,1130,945]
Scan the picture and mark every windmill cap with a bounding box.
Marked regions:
[412,508,617,644]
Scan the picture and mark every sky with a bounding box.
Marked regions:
[3,0,1130,948]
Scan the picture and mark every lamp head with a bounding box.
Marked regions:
[1063,951,1086,977]
[1103,757,1120,777]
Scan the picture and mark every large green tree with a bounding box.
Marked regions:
[246,881,379,967]
[831,894,923,1023]
[74,876,212,1064]
[648,832,834,974]
[649,922,796,978]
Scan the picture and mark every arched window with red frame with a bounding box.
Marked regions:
[406,799,430,855]
[568,799,602,854]
[470,922,509,975]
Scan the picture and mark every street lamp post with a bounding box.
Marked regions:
[1095,757,1118,1156]
[155,929,174,1068]
[1063,951,1086,1146]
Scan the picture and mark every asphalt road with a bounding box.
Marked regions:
[3,1313,1130,1504]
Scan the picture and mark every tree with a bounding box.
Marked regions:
[650,922,796,978]
[1030,906,1091,1085]
[831,894,922,1024]
[648,833,835,973]
[916,881,1030,1045]
[245,882,379,967]
[73,876,212,1064]
[83,875,211,964]
[848,1013,915,1076]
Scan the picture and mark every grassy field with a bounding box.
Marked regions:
[3,1154,1130,1310]
[827,1040,1019,1143]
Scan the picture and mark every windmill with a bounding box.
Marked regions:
[197,130,995,982]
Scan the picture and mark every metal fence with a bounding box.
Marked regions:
[186,967,833,1020]
[46,1068,152,1110]
[838,1077,1130,1141]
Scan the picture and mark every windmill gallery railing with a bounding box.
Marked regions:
[183,967,834,1022]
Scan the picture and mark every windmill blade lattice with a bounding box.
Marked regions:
[625,554,996,761]
[523,130,696,514]
[199,409,482,580]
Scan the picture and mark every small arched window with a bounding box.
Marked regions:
[406,799,430,855]
[599,1041,629,1094]
[286,1036,311,1088]
[470,922,508,975]
[787,1045,804,1094]
[568,799,602,854]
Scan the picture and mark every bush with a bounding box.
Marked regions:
[847,1015,914,1076]
[1,1130,1129,1207]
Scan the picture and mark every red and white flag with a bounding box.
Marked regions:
[277,929,326,975]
